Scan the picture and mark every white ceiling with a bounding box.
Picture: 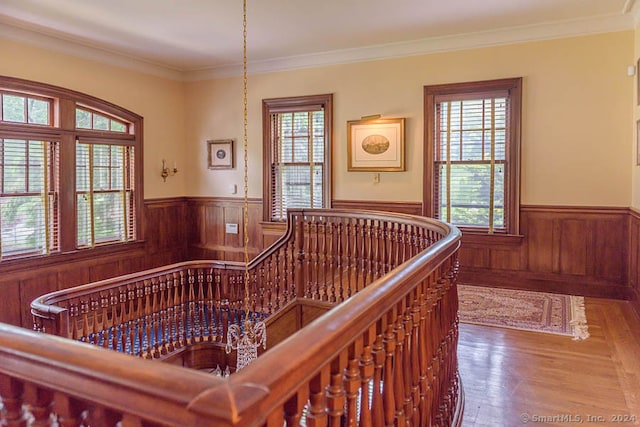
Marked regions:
[0,0,637,80]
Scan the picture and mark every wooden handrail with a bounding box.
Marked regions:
[2,209,463,426]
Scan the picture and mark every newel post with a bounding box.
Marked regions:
[294,214,306,298]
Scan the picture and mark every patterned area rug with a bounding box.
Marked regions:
[457,285,590,340]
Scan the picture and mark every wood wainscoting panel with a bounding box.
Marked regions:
[0,197,189,328]
[558,219,589,276]
[630,209,640,317]
[187,197,262,261]
[0,278,21,326]
[459,206,631,299]
[261,221,287,249]
[144,198,189,267]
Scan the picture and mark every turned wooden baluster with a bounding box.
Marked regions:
[143,280,153,358]
[289,239,297,300]
[358,325,376,427]
[380,221,388,276]
[304,221,313,298]
[364,221,373,287]
[372,223,381,281]
[371,325,385,427]
[318,219,327,301]
[125,286,135,355]
[118,288,128,354]
[273,248,281,310]
[311,218,320,299]
[85,406,121,427]
[344,341,362,426]
[196,269,206,343]
[306,367,330,427]
[165,274,176,351]
[78,299,89,343]
[158,277,168,354]
[88,296,99,346]
[389,225,397,269]
[326,352,347,427]
[336,221,344,303]
[295,215,306,300]
[213,270,223,342]
[403,293,418,425]
[382,313,397,427]
[53,392,83,427]
[0,375,28,426]
[352,220,362,294]
[205,269,214,342]
[284,388,309,427]
[99,293,109,349]
[186,270,196,345]
[178,270,188,347]
[327,221,336,302]
[414,279,431,425]
[344,218,352,299]
[265,256,273,315]
[109,290,119,352]
[23,384,54,427]
[392,302,407,427]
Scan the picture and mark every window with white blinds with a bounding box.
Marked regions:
[0,77,143,261]
[263,94,332,222]
[425,79,522,234]
[76,141,135,247]
[0,138,58,259]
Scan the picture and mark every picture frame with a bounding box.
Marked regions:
[347,117,405,171]
[207,139,234,169]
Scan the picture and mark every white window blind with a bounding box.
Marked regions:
[0,138,58,259]
[270,109,325,221]
[434,95,509,232]
[76,140,135,247]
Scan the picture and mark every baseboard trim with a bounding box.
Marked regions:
[459,267,633,300]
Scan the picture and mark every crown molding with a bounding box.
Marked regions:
[0,18,184,81]
[1,12,635,83]
[628,0,640,25]
[185,13,635,81]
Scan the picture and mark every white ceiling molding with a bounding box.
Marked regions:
[185,13,634,81]
[624,0,636,14]
[1,12,634,82]
[628,0,640,25]
[0,18,184,81]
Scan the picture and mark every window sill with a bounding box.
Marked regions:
[0,240,146,273]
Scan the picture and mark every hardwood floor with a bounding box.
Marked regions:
[458,297,640,427]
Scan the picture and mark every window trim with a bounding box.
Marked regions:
[262,93,333,222]
[423,78,522,235]
[0,75,144,258]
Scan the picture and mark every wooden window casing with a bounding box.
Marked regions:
[262,94,333,222]
[0,76,143,261]
[424,78,522,235]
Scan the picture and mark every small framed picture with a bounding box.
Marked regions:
[347,117,405,171]
[207,139,234,169]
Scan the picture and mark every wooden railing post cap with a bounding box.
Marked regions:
[187,381,270,426]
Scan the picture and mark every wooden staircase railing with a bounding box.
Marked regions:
[0,209,462,426]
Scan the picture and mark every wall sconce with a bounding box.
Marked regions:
[161,159,178,182]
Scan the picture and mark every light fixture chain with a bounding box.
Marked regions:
[242,0,250,321]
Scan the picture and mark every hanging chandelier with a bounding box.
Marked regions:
[225,0,266,372]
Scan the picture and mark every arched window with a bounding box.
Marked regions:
[0,76,143,260]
